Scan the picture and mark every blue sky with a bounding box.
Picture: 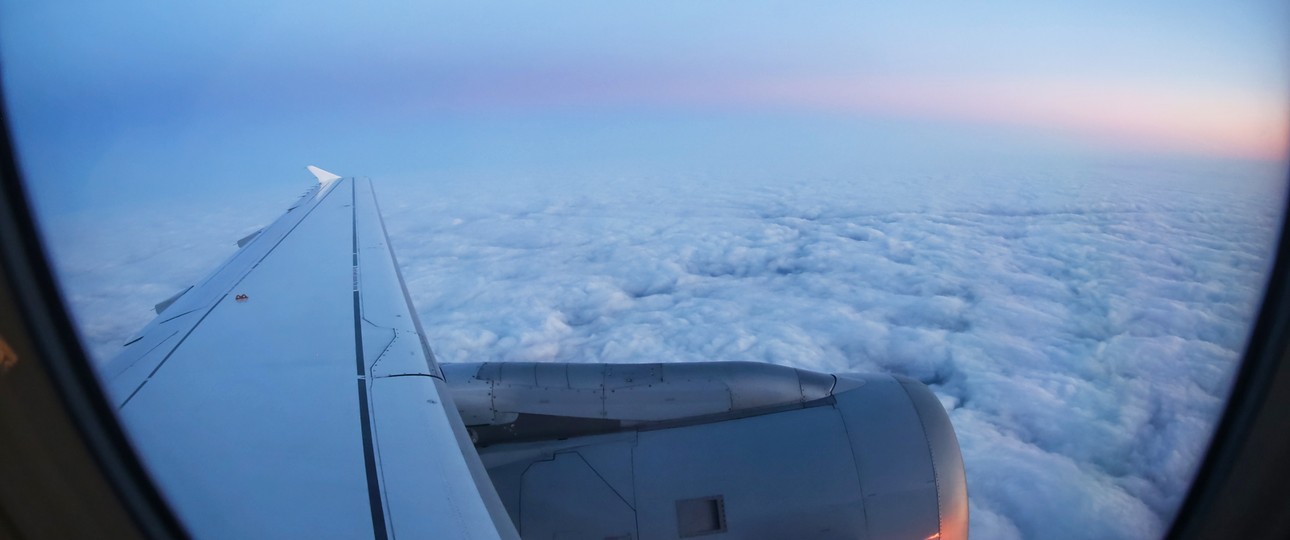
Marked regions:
[1,1,1287,217]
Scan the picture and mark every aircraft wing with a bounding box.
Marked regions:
[101,170,517,539]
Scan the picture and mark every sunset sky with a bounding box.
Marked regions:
[1,1,1287,212]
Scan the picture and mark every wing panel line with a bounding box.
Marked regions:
[118,297,224,409]
[353,179,391,540]
[364,178,442,378]
[115,178,344,409]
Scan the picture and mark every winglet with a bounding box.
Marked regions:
[306,165,342,184]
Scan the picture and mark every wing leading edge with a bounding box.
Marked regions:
[105,173,517,539]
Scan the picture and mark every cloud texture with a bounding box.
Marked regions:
[46,163,1284,539]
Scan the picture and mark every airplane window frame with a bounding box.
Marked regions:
[1162,164,1290,538]
[0,97,188,539]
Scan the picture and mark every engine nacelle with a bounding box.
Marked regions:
[442,361,967,540]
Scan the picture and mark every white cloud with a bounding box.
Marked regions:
[45,163,1285,540]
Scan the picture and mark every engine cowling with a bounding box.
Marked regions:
[442,361,968,540]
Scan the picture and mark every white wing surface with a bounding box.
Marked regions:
[103,174,517,539]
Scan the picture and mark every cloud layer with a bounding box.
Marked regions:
[47,163,1284,539]
[381,166,1281,539]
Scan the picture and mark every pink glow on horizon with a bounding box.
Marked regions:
[423,70,1287,162]
[729,76,1290,162]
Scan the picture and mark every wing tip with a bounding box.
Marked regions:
[306,165,342,184]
